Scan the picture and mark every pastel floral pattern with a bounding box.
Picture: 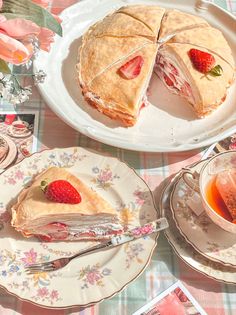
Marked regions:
[0,248,62,305]
[124,242,144,269]
[91,165,120,189]
[133,187,150,206]
[78,263,112,289]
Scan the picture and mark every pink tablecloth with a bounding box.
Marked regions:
[0,0,235,314]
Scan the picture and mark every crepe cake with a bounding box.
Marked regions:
[11,167,123,241]
[0,136,9,163]
[77,5,235,126]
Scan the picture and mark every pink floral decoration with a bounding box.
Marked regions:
[86,270,102,285]
[100,169,112,182]
[21,248,37,266]
[15,170,24,180]
[132,224,153,236]
[50,290,59,300]
[37,287,49,298]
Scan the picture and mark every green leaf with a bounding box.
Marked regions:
[209,65,223,77]
[1,0,62,36]
[0,59,11,74]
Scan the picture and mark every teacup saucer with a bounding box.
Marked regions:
[7,125,31,138]
[169,160,236,268]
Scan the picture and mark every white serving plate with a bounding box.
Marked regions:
[34,0,236,152]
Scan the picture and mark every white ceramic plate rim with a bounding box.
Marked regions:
[34,0,236,152]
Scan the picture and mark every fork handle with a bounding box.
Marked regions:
[69,240,112,260]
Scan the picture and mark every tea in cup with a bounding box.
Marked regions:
[182,150,236,234]
[12,120,29,134]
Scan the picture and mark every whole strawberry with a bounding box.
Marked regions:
[41,180,82,204]
[189,49,223,76]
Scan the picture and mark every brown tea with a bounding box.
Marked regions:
[205,176,233,222]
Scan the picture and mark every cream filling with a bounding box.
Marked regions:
[28,222,123,240]
[155,54,195,105]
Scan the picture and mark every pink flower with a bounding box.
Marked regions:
[21,248,37,266]
[0,32,31,64]
[0,19,40,39]
[141,225,153,234]
[38,27,55,52]
[100,170,112,182]
[0,0,61,64]
[37,287,49,298]
[15,170,24,180]
[86,271,102,285]
[132,228,142,236]
[7,178,16,185]
[50,290,59,300]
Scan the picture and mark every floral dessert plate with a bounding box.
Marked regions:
[170,160,236,268]
[160,175,236,284]
[0,147,159,309]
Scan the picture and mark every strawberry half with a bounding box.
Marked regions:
[119,56,144,79]
[41,180,82,204]
[189,49,223,76]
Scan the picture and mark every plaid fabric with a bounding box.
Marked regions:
[0,1,235,314]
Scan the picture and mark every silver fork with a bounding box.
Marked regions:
[25,217,169,274]
[25,241,112,274]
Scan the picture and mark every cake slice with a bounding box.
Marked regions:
[168,26,235,69]
[87,12,156,41]
[87,6,165,42]
[11,167,123,241]
[156,43,234,117]
[84,43,158,126]
[158,9,209,41]
[117,5,166,36]
[78,36,150,87]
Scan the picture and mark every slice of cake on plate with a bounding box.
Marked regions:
[11,167,123,241]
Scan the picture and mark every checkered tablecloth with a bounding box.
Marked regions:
[0,1,236,314]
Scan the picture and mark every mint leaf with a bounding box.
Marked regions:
[209,65,223,77]
[0,59,11,74]
[1,0,62,36]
